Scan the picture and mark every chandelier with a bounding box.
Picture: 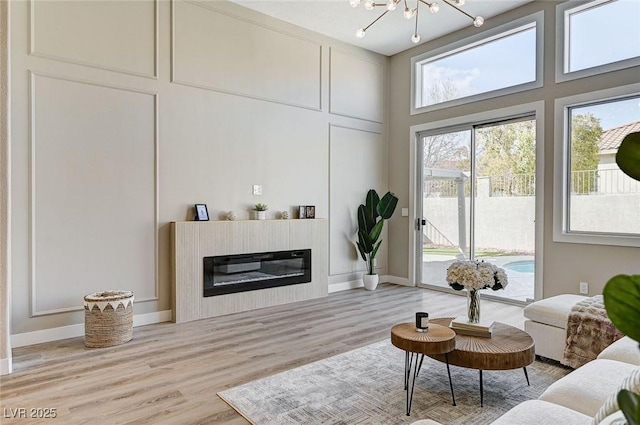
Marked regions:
[350,0,484,44]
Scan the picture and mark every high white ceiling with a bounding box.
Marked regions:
[229,0,532,56]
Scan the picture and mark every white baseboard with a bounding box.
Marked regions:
[11,310,172,348]
[1,357,12,375]
[328,276,413,293]
[383,275,413,286]
[133,310,173,327]
[328,280,363,293]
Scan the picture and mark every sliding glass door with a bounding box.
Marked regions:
[416,117,537,303]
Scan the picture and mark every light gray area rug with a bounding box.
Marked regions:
[218,340,571,424]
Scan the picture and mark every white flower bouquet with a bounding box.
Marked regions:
[446,260,509,291]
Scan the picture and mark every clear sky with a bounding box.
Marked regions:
[569,0,640,72]
[568,0,640,130]
[422,0,640,129]
[574,97,640,131]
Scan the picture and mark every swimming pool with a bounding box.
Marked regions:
[504,260,535,273]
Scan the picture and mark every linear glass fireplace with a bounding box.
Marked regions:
[203,249,312,297]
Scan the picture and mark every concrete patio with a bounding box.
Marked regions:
[421,253,535,302]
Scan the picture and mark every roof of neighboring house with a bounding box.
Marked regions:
[599,121,640,151]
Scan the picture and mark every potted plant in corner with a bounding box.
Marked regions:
[254,203,268,220]
[356,189,398,290]
[603,131,640,425]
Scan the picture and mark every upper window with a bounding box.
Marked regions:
[411,13,542,114]
[554,84,640,246]
[557,0,640,82]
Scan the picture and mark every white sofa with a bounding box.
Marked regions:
[411,336,640,425]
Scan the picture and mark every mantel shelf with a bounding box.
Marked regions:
[179,219,327,223]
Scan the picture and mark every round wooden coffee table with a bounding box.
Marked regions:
[427,317,535,406]
[390,322,456,416]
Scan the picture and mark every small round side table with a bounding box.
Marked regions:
[391,322,456,416]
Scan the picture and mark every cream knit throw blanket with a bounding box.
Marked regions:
[562,295,624,369]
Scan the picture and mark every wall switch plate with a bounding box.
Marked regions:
[252,185,262,195]
[401,208,409,217]
[579,281,589,294]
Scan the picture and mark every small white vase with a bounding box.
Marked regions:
[255,211,266,220]
[363,274,379,291]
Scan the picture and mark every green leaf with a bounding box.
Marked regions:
[368,220,384,246]
[377,191,399,219]
[603,274,640,343]
[359,204,375,234]
[449,282,465,291]
[357,205,368,233]
[358,229,373,253]
[616,132,640,182]
[365,189,380,221]
[370,240,382,262]
[618,389,640,425]
[356,241,367,262]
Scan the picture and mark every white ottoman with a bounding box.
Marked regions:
[523,294,587,361]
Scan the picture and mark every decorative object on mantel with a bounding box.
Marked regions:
[280,210,290,220]
[84,290,134,348]
[298,205,307,219]
[253,203,268,220]
[226,210,237,221]
[446,260,508,323]
[194,203,209,221]
[356,189,398,291]
[350,0,484,45]
[305,206,316,219]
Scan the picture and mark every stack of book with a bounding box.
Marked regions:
[449,317,494,337]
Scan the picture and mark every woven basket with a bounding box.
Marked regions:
[84,290,134,348]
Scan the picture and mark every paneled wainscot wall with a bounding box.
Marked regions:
[6,0,387,350]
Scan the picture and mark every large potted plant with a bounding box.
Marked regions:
[603,131,640,425]
[356,189,398,290]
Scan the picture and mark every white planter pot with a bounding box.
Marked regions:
[255,211,266,220]
[363,274,379,291]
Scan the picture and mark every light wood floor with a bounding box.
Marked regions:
[0,285,525,424]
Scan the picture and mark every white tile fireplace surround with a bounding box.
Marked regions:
[171,219,328,323]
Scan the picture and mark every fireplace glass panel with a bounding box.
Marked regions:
[203,249,311,297]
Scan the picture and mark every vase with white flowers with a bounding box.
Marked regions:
[446,260,509,323]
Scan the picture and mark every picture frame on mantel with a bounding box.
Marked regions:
[194,204,209,221]
[305,206,316,219]
[298,206,306,219]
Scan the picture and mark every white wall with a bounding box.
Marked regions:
[1,0,12,374]
[388,0,640,298]
[7,0,388,340]
[425,194,640,252]
[425,197,536,252]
